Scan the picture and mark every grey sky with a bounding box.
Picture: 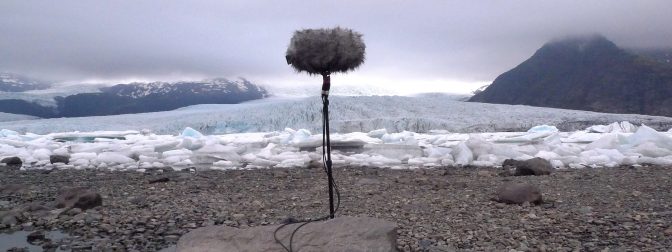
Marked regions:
[1,1,671,93]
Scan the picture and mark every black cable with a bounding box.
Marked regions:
[272,94,341,252]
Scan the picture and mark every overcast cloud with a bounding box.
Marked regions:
[1,1,671,93]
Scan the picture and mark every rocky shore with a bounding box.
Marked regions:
[1,165,672,251]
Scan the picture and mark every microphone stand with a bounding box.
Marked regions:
[321,71,335,219]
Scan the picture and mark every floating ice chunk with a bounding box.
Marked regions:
[496,131,553,143]
[174,159,194,167]
[586,134,621,150]
[466,135,492,159]
[53,147,69,156]
[619,121,638,133]
[634,142,671,158]
[277,157,309,168]
[472,160,495,167]
[580,149,625,166]
[587,121,638,133]
[637,156,672,166]
[381,131,417,145]
[535,150,561,160]
[364,144,422,160]
[181,127,204,138]
[552,145,582,156]
[528,125,558,133]
[163,149,193,157]
[139,162,153,169]
[250,157,278,167]
[550,159,564,168]
[408,157,439,166]
[425,146,452,158]
[564,131,604,143]
[365,155,401,166]
[288,129,312,145]
[626,125,672,149]
[71,152,98,159]
[0,129,19,137]
[367,129,387,138]
[197,143,236,153]
[586,124,609,133]
[256,143,278,159]
[451,142,473,165]
[440,158,455,166]
[177,137,205,150]
[476,154,498,163]
[98,152,135,164]
[153,140,181,153]
[32,148,51,160]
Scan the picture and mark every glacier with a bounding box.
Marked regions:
[1,94,672,135]
[2,93,672,170]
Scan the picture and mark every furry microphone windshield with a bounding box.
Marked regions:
[286,27,366,75]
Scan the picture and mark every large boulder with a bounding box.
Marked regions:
[54,187,102,210]
[49,155,70,164]
[1,156,22,167]
[176,216,398,252]
[503,157,554,176]
[495,183,543,205]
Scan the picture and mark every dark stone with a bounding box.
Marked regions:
[503,157,554,176]
[49,155,70,164]
[149,177,170,184]
[55,187,102,210]
[27,230,45,244]
[6,247,29,252]
[1,156,22,166]
[495,183,543,205]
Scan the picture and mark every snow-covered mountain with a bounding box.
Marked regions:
[2,94,671,135]
[264,84,401,97]
[0,72,50,92]
[0,78,268,118]
[105,78,262,99]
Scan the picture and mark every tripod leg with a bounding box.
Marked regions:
[323,95,335,219]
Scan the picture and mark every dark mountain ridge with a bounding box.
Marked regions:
[469,35,672,117]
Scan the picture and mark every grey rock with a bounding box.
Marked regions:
[27,230,45,244]
[503,157,554,176]
[355,178,381,186]
[495,183,542,205]
[55,187,102,210]
[20,202,51,212]
[6,247,29,252]
[1,211,19,226]
[49,155,70,164]
[176,216,398,252]
[272,170,288,179]
[1,156,22,166]
[149,176,170,184]
[0,184,29,194]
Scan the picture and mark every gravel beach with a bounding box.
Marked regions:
[1,165,672,251]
